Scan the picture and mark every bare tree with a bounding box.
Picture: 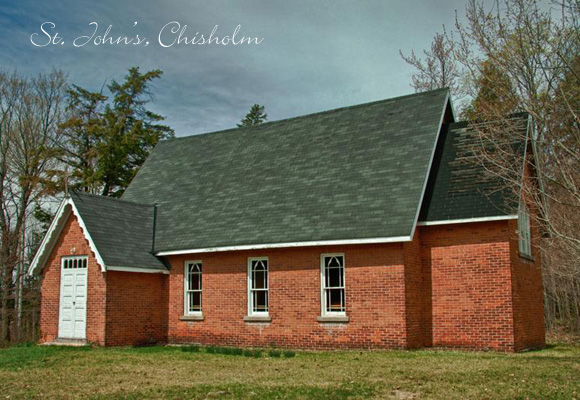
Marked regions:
[0,71,21,344]
[454,0,580,333]
[402,0,580,334]
[399,30,462,97]
[0,70,66,344]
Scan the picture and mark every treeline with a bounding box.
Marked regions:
[402,0,580,334]
[0,67,175,345]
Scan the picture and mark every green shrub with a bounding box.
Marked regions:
[268,349,282,358]
[222,347,238,355]
[205,346,247,356]
[283,350,296,358]
[253,350,262,358]
[242,349,262,358]
[192,345,289,358]
[181,345,200,353]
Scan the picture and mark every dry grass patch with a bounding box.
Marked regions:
[0,343,578,399]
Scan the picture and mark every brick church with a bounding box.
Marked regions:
[29,88,545,351]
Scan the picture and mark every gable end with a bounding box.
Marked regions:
[28,197,106,275]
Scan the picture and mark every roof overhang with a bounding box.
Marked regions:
[155,235,413,256]
[417,215,517,227]
[106,266,170,274]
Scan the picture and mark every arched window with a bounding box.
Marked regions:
[184,261,202,314]
[518,205,532,257]
[248,258,268,315]
[321,254,345,314]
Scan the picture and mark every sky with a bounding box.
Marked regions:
[0,0,472,137]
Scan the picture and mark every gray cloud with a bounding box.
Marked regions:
[0,0,468,136]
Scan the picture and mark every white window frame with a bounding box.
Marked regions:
[247,257,269,317]
[518,205,532,257]
[184,260,203,315]
[320,253,346,316]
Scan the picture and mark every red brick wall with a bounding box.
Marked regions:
[105,271,168,346]
[39,212,544,351]
[403,231,427,348]
[420,221,516,351]
[167,244,410,349]
[40,212,107,345]
[508,218,546,351]
[508,160,546,351]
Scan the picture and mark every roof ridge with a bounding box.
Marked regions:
[71,191,154,208]
[162,88,450,143]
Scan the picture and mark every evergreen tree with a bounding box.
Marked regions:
[98,67,174,196]
[59,67,175,197]
[58,85,106,193]
[237,104,268,127]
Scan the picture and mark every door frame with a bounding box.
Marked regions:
[58,256,88,340]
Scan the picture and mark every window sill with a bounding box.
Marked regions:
[180,314,204,321]
[519,253,535,262]
[317,315,349,323]
[243,315,272,323]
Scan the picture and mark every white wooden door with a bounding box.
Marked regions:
[58,257,88,339]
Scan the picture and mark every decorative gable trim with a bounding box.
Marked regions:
[28,199,70,276]
[28,197,107,275]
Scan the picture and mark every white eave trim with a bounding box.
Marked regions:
[107,266,170,274]
[28,199,68,275]
[68,199,107,272]
[156,235,412,256]
[417,215,518,227]
[28,197,107,275]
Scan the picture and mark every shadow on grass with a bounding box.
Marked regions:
[175,344,295,358]
[517,343,558,352]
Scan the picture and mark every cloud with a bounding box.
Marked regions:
[0,0,466,136]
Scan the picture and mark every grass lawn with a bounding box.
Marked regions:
[0,343,578,399]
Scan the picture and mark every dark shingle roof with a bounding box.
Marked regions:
[70,192,167,270]
[122,88,450,252]
[418,114,528,222]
